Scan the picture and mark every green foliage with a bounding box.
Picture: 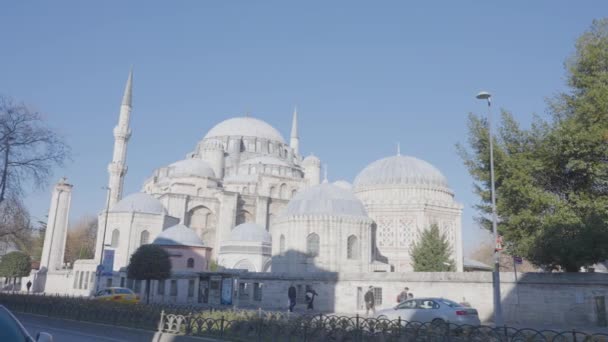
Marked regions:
[127,244,171,281]
[0,251,31,278]
[409,224,455,272]
[458,19,608,272]
[208,258,219,272]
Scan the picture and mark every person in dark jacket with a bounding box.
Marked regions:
[305,286,318,310]
[364,286,375,316]
[288,284,297,312]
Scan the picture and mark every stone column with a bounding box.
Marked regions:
[255,196,269,230]
[214,192,237,259]
[40,178,73,271]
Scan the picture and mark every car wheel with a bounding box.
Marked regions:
[431,318,448,333]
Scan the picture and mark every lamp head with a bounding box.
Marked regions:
[476,91,492,100]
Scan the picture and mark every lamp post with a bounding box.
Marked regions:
[96,186,111,292]
[476,91,503,326]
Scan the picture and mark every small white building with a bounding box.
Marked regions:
[218,223,272,272]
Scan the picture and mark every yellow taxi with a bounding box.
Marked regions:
[93,287,140,304]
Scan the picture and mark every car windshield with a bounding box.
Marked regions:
[439,299,463,308]
[0,307,29,342]
[115,288,132,294]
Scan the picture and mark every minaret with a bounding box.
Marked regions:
[107,69,133,208]
[290,107,299,155]
[40,178,73,271]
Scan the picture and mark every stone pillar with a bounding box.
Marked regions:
[40,178,73,271]
[255,196,269,230]
[214,192,238,259]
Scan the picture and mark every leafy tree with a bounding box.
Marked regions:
[0,251,31,285]
[458,19,608,271]
[127,245,171,304]
[0,96,71,204]
[410,224,455,271]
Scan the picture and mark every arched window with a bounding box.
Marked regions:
[236,210,252,225]
[140,230,150,246]
[187,258,194,268]
[279,235,285,254]
[111,229,120,248]
[279,184,288,199]
[291,189,297,198]
[347,235,359,260]
[306,233,319,257]
[187,206,216,247]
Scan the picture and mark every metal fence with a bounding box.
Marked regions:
[2,294,607,341]
[159,312,608,342]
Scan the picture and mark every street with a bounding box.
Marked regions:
[17,313,157,342]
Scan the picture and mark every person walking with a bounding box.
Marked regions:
[397,287,409,303]
[26,281,32,294]
[364,286,375,316]
[288,284,297,312]
[305,286,318,310]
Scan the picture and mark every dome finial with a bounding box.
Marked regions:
[323,163,328,183]
[397,142,401,156]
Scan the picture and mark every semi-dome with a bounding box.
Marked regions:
[284,183,368,217]
[228,223,271,244]
[333,180,353,191]
[302,154,321,165]
[168,158,216,178]
[111,193,167,215]
[241,156,289,167]
[153,224,205,247]
[354,155,449,189]
[204,117,285,143]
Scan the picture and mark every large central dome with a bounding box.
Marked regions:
[204,117,285,143]
[354,155,449,189]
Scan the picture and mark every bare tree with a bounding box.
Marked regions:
[0,197,34,257]
[469,241,538,272]
[64,215,98,266]
[0,96,70,203]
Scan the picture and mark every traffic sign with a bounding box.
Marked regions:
[513,256,523,265]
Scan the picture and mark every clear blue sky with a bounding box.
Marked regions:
[1,2,604,254]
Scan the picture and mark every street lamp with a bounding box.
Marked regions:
[476,91,504,327]
[96,186,112,292]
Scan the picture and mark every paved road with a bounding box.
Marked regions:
[17,313,158,342]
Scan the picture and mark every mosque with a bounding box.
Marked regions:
[33,71,463,298]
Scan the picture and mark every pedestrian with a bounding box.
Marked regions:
[364,286,375,316]
[396,287,409,303]
[305,286,318,310]
[288,283,297,312]
[26,281,32,293]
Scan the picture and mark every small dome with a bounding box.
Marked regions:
[168,158,216,178]
[284,183,368,217]
[153,224,205,247]
[302,154,321,166]
[333,180,353,190]
[111,193,167,215]
[354,155,449,189]
[228,223,271,244]
[241,156,289,167]
[204,117,285,143]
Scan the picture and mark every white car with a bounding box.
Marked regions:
[375,298,480,326]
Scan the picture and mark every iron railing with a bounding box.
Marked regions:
[159,312,608,342]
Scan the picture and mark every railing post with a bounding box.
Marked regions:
[158,310,165,331]
[397,316,401,340]
[572,329,577,342]
[185,312,192,335]
[356,314,360,342]
[220,315,225,339]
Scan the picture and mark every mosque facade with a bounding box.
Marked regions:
[34,71,463,297]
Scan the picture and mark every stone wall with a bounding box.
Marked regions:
[234,271,608,327]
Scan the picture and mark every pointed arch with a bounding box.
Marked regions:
[140,230,150,246]
[187,258,195,268]
[187,205,216,246]
[306,233,320,257]
[111,229,120,248]
[347,235,359,260]
[233,259,256,272]
[279,183,288,199]
[236,210,253,225]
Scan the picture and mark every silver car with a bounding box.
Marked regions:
[375,298,480,326]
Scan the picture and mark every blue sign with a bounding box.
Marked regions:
[102,250,115,276]
[513,256,523,265]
